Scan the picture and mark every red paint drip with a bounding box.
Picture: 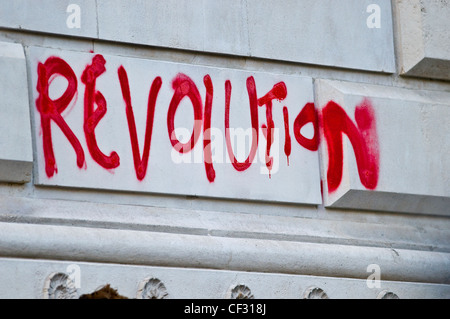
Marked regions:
[203,74,216,183]
[35,56,85,178]
[118,66,162,181]
[258,82,287,177]
[82,54,120,169]
[322,100,379,193]
[224,77,259,171]
[293,102,319,151]
[320,179,324,201]
[283,106,291,166]
[167,73,203,153]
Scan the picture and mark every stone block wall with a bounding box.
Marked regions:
[0,0,449,299]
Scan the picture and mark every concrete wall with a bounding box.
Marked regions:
[0,42,33,183]
[394,0,450,80]
[0,0,449,299]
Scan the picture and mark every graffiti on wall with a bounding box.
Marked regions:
[32,50,379,203]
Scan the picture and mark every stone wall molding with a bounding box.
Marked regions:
[136,277,169,299]
[227,284,254,299]
[42,272,78,299]
[0,221,448,285]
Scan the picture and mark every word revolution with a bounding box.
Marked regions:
[31,48,379,203]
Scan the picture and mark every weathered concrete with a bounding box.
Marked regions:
[0,0,97,38]
[0,0,448,300]
[97,0,395,72]
[0,222,449,285]
[1,257,449,299]
[245,0,395,72]
[1,0,396,73]
[316,79,450,215]
[394,0,450,81]
[0,42,33,183]
[28,46,322,205]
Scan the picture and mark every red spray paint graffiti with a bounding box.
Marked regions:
[167,73,203,154]
[82,54,120,169]
[282,106,291,166]
[35,54,380,194]
[35,56,85,178]
[258,82,287,177]
[203,74,216,183]
[293,102,319,152]
[321,99,379,193]
[118,65,162,181]
[224,77,259,172]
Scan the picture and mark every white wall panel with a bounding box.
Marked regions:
[0,0,97,38]
[28,46,322,204]
[394,0,450,80]
[316,79,450,215]
[0,42,33,183]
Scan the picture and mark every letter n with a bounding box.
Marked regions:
[321,99,379,193]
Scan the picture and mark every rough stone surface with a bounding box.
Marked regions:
[0,0,396,73]
[316,79,450,215]
[0,0,448,300]
[0,0,97,38]
[28,47,322,204]
[1,257,449,299]
[0,42,33,183]
[245,0,395,72]
[394,0,450,80]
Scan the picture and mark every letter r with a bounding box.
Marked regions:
[35,56,85,177]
